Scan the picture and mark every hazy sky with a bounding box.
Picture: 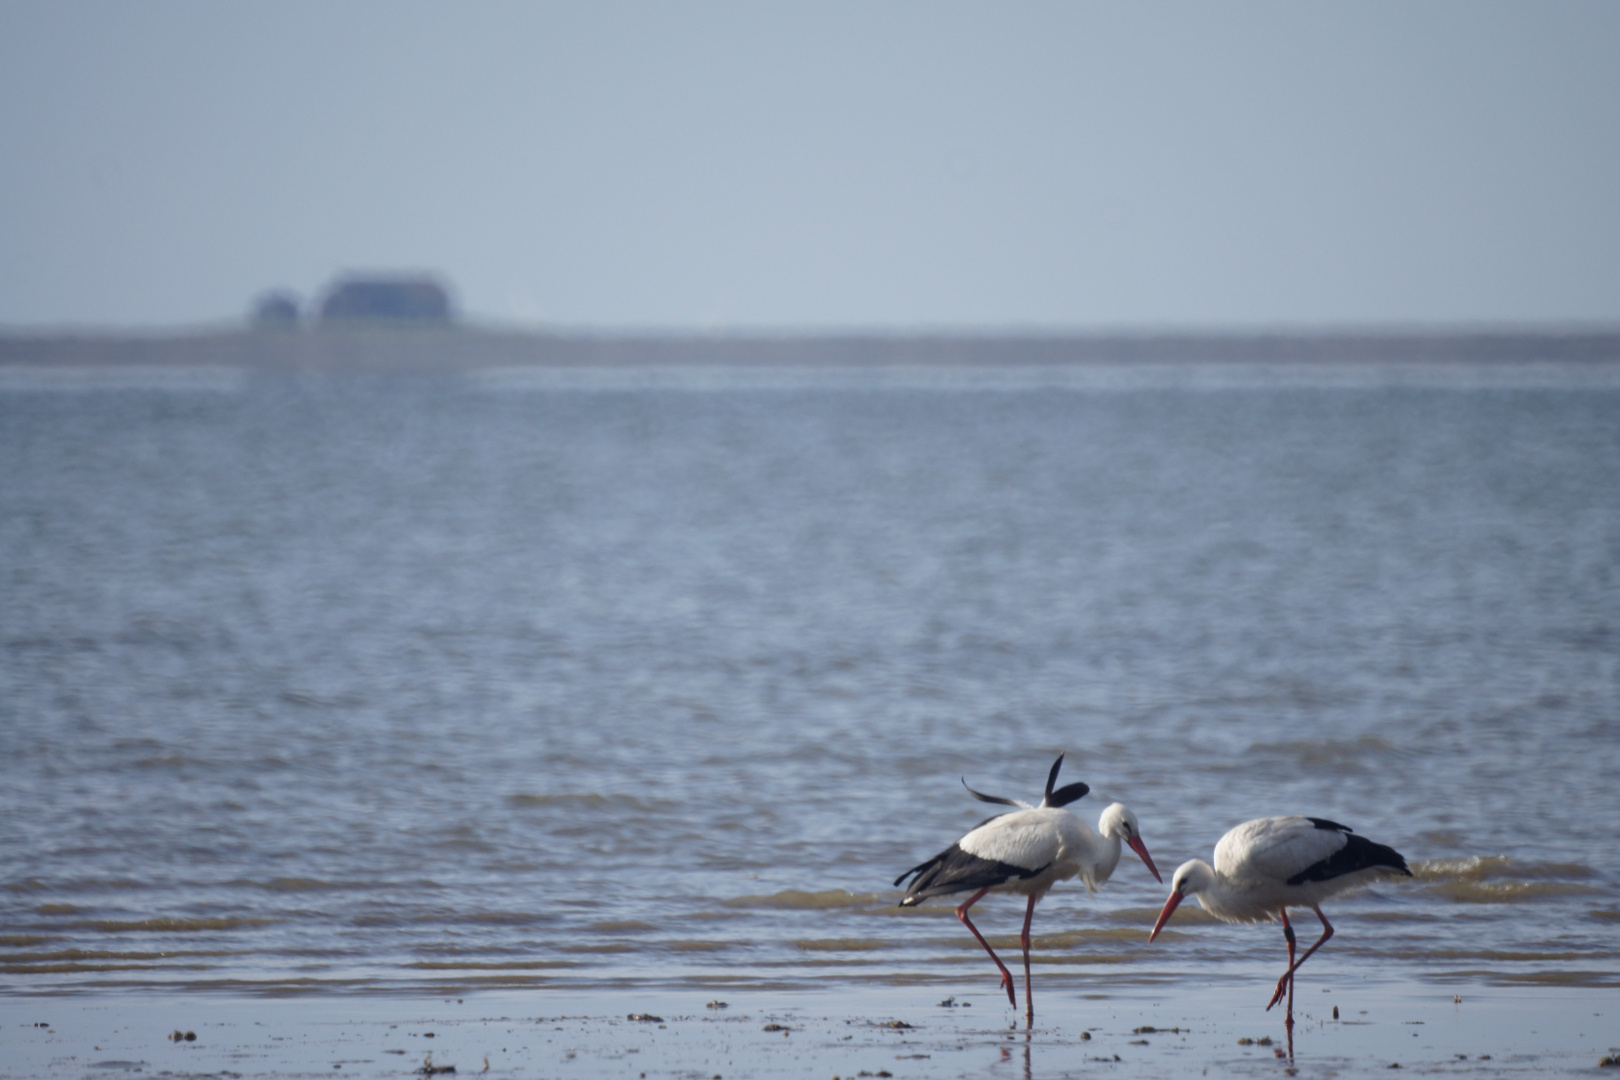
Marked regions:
[2,2,1618,331]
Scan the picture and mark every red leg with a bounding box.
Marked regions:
[1268,906,1335,1023]
[1020,893,1039,1022]
[1290,907,1335,982]
[1283,945,1296,1029]
[956,887,1016,1008]
[1267,909,1297,1019]
[1287,924,1297,1025]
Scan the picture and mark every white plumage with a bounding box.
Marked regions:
[1150,815,1412,1024]
[952,801,1150,896]
[896,754,1161,1021]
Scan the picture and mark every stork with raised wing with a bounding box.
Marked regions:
[895,754,1161,1021]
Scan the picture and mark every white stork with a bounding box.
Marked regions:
[895,754,1162,1021]
[1149,816,1412,1025]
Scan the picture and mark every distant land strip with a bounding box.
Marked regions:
[2,327,1619,369]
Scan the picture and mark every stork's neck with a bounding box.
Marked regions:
[1092,826,1123,886]
[1087,803,1139,888]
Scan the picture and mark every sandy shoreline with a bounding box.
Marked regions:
[3,980,1613,1079]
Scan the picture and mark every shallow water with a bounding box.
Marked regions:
[2,358,1617,1004]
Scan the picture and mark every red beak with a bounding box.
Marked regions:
[1148,890,1184,942]
[1126,835,1162,883]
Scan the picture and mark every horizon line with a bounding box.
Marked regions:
[6,317,1620,341]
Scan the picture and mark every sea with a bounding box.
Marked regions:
[2,352,1617,1007]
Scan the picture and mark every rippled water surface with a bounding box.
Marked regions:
[2,359,1617,1002]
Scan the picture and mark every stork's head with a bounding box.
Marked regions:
[1098,803,1162,883]
[1149,859,1215,942]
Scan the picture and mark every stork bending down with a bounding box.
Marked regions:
[1149,816,1412,1026]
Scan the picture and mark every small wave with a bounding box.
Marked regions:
[506,792,679,816]
[10,877,155,895]
[1099,904,1187,925]
[792,938,888,953]
[1424,880,1601,903]
[277,689,366,710]
[661,940,737,953]
[1,948,231,963]
[1356,909,1444,923]
[1036,927,1166,947]
[233,877,346,892]
[86,916,271,933]
[721,889,878,911]
[406,960,576,971]
[1462,969,1620,988]
[365,908,558,928]
[1412,855,1600,903]
[1414,855,1594,882]
[451,910,551,926]
[1421,948,1610,963]
[131,755,189,770]
[2,960,213,975]
[507,792,610,809]
[1243,734,1404,768]
[1119,905,1218,929]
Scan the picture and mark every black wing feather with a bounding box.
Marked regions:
[961,778,1021,807]
[1043,753,1065,802]
[895,842,1050,905]
[1046,781,1090,808]
[1305,817,1353,834]
[1287,832,1412,885]
[894,851,946,888]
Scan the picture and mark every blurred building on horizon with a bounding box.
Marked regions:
[250,274,455,329]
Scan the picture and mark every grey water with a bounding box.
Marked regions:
[2,357,1617,1001]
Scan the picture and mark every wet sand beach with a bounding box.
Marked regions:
[3,981,1615,1079]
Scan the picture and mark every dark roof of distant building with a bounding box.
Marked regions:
[318,275,453,323]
